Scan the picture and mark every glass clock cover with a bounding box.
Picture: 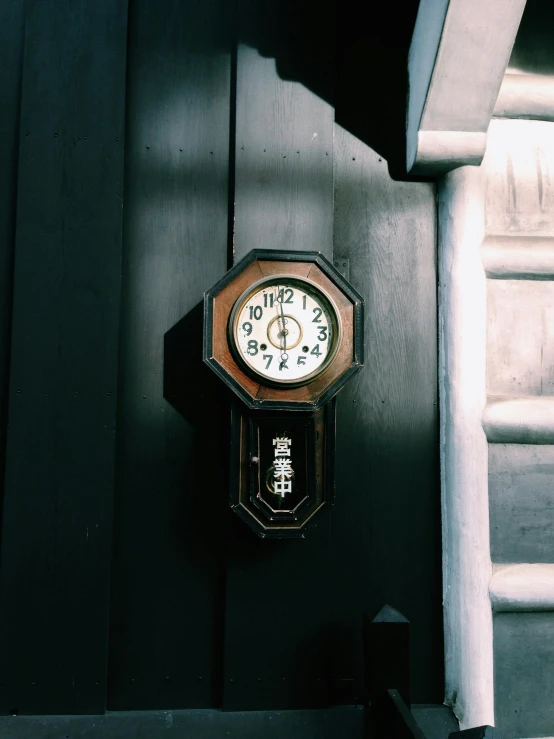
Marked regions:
[230,277,341,385]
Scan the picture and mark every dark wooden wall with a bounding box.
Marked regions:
[0,0,128,714]
[106,0,231,711]
[0,0,26,539]
[0,0,442,716]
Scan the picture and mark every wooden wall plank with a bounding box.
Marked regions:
[331,125,443,703]
[222,0,335,710]
[106,0,231,710]
[0,0,26,532]
[0,0,443,714]
[233,0,334,260]
[0,0,128,714]
[0,706,365,738]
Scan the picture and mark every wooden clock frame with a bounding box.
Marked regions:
[228,400,336,538]
[203,249,363,538]
[203,249,364,411]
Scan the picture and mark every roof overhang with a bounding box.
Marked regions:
[406,0,527,175]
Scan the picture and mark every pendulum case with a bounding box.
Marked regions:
[229,399,336,539]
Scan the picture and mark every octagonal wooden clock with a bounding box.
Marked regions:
[204,249,363,538]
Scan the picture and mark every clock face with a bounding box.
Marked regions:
[229,276,341,385]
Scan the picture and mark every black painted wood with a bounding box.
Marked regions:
[0,0,128,715]
[364,605,411,711]
[449,727,502,739]
[221,0,335,710]
[373,690,427,739]
[0,0,444,717]
[0,707,363,739]
[415,706,458,739]
[331,127,443,703]
[0,0,25,536]
[335,0,421,178]
[0,705,458,739]
[233,0,334,260]
[106,0,231,711]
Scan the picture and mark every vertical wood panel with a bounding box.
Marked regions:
[0,0,128,714]
[233,0,334,260]
[331,125,443,703]
[0,0,26,533]
[222,0,335,709]
[0,0,443,714]
[233,47,334,260]
[107,0,231,710]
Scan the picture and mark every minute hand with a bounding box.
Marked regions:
[278,297,287,354]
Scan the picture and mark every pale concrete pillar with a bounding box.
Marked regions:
[438,166,494,728]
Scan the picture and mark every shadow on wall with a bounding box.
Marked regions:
[508,0,554,75]
[128,0,423,180]
[236,0,422,179]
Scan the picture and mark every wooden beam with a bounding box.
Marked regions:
[407,0,527,174]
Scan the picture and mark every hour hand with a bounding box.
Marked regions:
[278,297,287,353]
[275,290,287,353]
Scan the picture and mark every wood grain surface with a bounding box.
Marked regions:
[233,0,334,260]
[210,260,355,407]
[107,0,232,710]
[0,0,25,538]
[0,0,128,714]
[331,124,443,702]
[0,0,443,715]
[221,0,335,709]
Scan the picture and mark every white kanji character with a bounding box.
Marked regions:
[274,458,292,479]
[275,480,292,497]
[273,437,291,456]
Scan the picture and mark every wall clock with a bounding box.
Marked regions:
[203,249,364,538]
[228,275,341,386]
[204,249,363,411]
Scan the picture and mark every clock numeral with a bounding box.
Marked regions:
[242,321,252,336]
[247,339,258,356]
[249,305,263,321]
[263,354,273,369]
[279,359,289,371]
[297,356,306,366]
[317,326,328,341]
[263,293,274,308]
[277,288,294,304]
[311,344,322,358]
[312,307,323,323]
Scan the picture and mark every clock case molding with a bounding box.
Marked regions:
[203,249,364,412]
[228,400,336,539]
[203,249,363,538]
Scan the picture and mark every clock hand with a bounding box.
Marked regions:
[273,288,283,347]
[278,296,287,355]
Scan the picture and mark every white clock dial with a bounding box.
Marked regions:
[230,277,340,385]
